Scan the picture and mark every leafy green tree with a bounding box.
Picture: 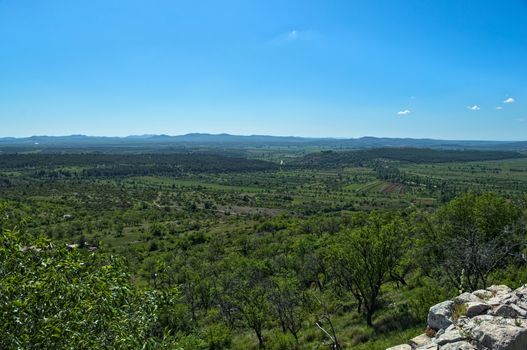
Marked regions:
[0,221,186,349]
[269,275,305,345]
[327,213,407,326]
[216,254,271,349]
[419,192,524,291]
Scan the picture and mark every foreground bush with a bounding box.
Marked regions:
[0,225,183,349]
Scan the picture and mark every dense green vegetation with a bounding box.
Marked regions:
[1,148,526,349]
[293,148,524,168]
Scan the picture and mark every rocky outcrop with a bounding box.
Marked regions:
[387,285,527,350]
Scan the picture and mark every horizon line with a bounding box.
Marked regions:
[0,133,525,143]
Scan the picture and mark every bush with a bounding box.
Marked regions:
[266,330,297,350]
[407,278,453,322]
[203,323,233,350]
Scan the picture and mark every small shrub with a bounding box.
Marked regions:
[452,303,467,321]
[204,323,232,350]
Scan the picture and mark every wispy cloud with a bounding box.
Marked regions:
[504,97,515,104]
[518,117,525,122]
[468,105,481,111]
[496,106,503,110]
[397,109,411,116]
[269,29,317,45]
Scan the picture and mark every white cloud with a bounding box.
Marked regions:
[496,106,503,110]
[468,105,481,111]
[287,30,298,40]
[397,109,411,116]
[504,97,515,104]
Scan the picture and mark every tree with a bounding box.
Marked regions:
[216,255,271,349]
[327,213,407,326]
[269,275,305,345]
[419,192,524,291]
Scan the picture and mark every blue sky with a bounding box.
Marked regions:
[1,0,526,140]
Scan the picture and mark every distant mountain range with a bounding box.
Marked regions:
[0,133,526,151]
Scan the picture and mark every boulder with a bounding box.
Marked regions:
[428,300,454,330]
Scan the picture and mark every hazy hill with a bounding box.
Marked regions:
[0,134,526,152]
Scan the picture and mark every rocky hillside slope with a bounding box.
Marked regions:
[388,285,527,350]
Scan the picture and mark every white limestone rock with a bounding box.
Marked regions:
[428,301,454,330]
